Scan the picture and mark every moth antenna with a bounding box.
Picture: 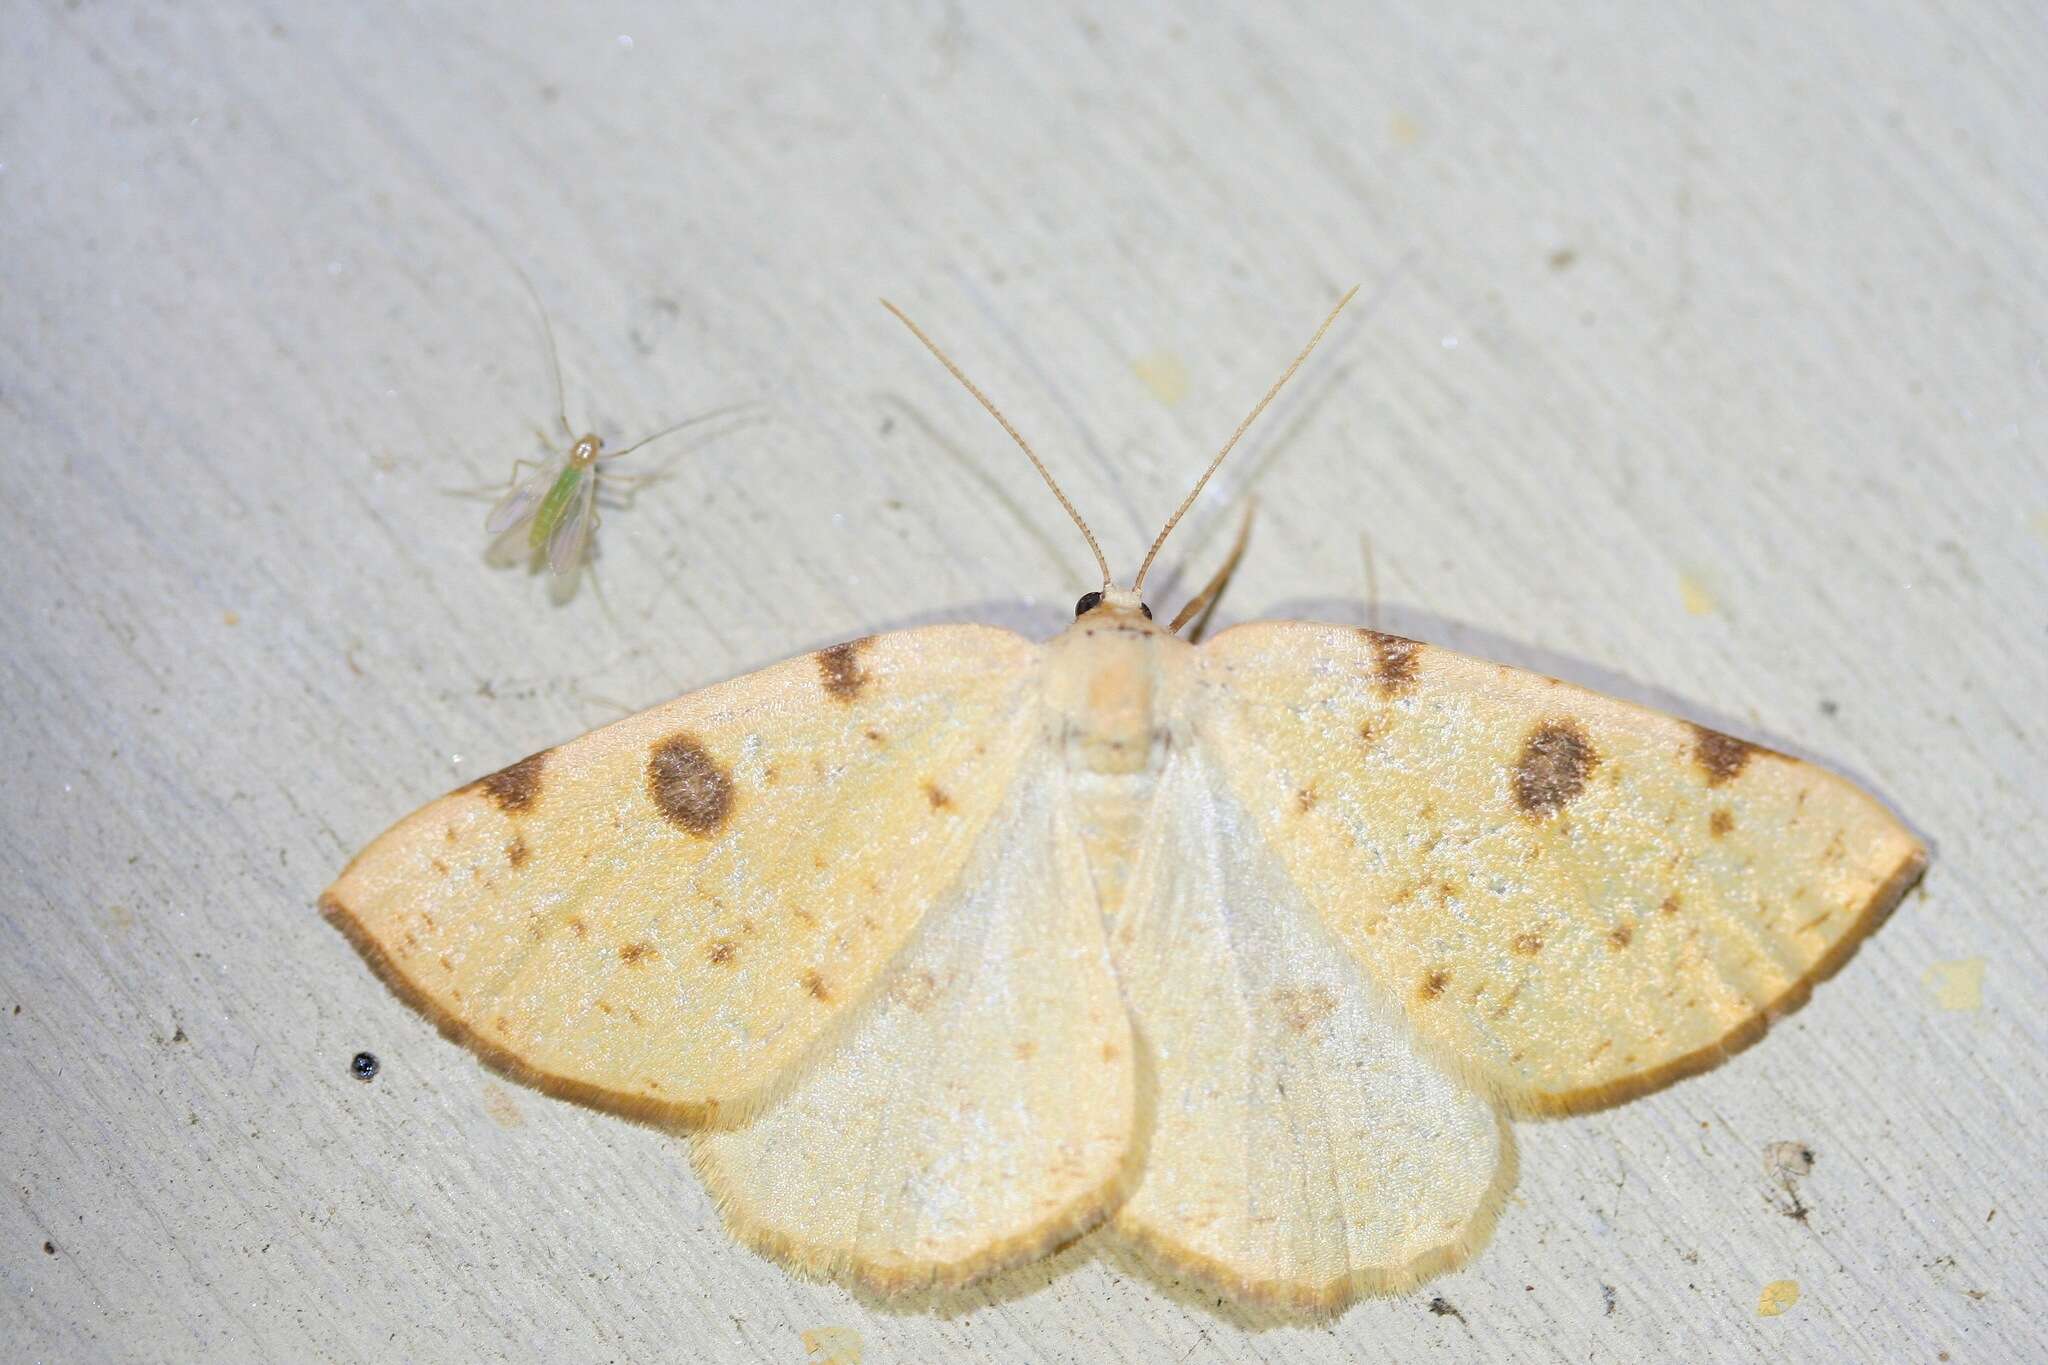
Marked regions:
[508,259,576,444]
[608,401,764,460]
[1168,497,1256,637]
[1133,286,1359,594]
[882,299,1113,590]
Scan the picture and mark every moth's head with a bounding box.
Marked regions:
[882,289,1358,640]
[1074,586,1156,626]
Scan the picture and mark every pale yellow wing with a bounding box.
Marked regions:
[322,626,1041,1126]
[1196,622,1925,1116]
[693,750,1135,1293]
[1107,744,1505,1309]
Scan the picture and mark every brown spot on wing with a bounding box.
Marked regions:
[1660,894,1682,917]
[1512,932,1544,956]
[816,637,874,701]
[470,749,548,813]
[1361,630,1422,694]
[619,942,656,965]
[504,834,529,868]
[1294,785,1318,814]
[1418,968,1450,1001]
[922,781,953,811]
[802,969,833,1002]
[647,733,734,836]
[1608,921,1635,950]
[1512,720,1597,817]
[1692,724,1760,786]
[706,939,737,966]
[1272,985,1337,1032]
[891,970,939,1012]
[1710,808,1735,837]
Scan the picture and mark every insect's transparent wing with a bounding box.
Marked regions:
[1196,622,1925,1116]
[1106,741,1503,1308]
[485,461,558,536]
[693,748,1135,1293]
[322,626,1043,1127]
[545,469,598,573]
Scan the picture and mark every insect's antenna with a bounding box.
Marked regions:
[1133,285,1359,594]
[608,401,764,460]
[508,260,576,443]
[882,299,1113,589]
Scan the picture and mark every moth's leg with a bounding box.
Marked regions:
[1167,500,1257,639]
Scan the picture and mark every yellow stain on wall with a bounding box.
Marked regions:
[1133,353,1189,406]
[1389,112,1420,146]
[801,1326,863,1364]
[1757,1279,1801,1317]
[1924,958,1985,1011]
[1677,569,1718,616]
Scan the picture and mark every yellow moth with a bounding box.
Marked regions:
[325,291,1925,1310]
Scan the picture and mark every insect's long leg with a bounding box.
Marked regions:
[442,456,545,499]
[576,540,623,627]
[594,484,647,514]
[1168,498,1257,639]
[508,260,576,444]
[591,474,664,518]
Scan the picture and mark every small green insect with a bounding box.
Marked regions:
[484,270,744,575]
[486,427,671,575]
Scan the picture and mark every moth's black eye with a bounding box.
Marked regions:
[351,1051,380,1082]
[1074,591,1103,618]
[1139,603,1153,620]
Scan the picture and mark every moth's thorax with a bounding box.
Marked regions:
[1042,605,1186,778]
[1044,602,1187,928]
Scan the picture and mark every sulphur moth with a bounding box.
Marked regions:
[326,291,1923,1309]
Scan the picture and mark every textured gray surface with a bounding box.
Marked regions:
[3,3,2043,1361]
